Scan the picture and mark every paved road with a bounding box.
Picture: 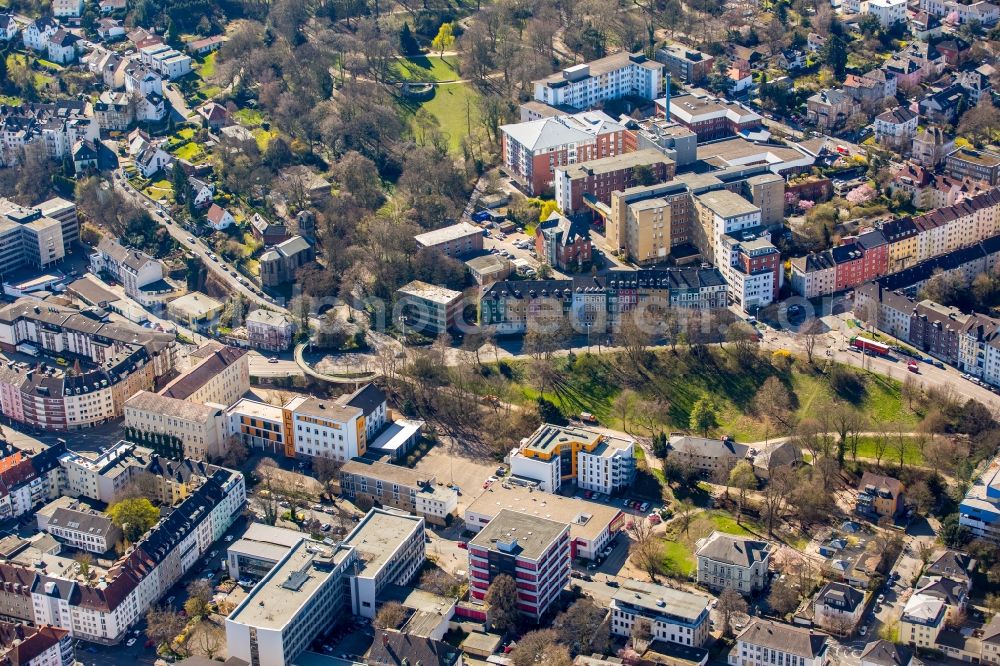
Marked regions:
[112,175,287,314]
[248,350,303,378]
[164,83,193,122]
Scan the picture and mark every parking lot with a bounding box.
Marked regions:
[410,440,502,514]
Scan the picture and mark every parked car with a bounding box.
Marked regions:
[126,638,137,647]
[457,541,468,550]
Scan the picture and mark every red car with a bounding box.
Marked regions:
[457,541,468,549]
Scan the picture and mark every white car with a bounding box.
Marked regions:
[224,535,234,542]
[126,638,137,647]
[186,237,195,244]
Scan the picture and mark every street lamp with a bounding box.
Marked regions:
[586,322,592,354]
[398,316,406,341]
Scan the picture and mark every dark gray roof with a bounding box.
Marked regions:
[926,550,974,582]
[48,507,118,538]
[816,581,863,612]
[337,382,386,415]
[860,639,908,666]
[697,531,770,566]
[366,631,462,666]
[736,619,828,659]
[669,435,749,459]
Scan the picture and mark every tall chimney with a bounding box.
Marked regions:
[665,72,672,122]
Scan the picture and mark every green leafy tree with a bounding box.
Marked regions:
[431,22,455,56]
[107,498,159,542]
[689,394,720,437]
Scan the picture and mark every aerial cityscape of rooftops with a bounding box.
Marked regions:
[5,0,1000,665]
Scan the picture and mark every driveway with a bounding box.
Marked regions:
[164,83,194,122]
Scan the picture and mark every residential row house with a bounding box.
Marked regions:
[0,101,99,168]
[792,189,1000,297]
[478,267,728,336]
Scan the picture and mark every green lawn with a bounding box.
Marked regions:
[406,83,482,153]
[143,179,174,202]
[252,127,276,151]
[853,435,925,465]
[198,51,217,79]
[509,349,920,443]
[233,108,265,127]
[660,509,764,577]
[0,95,22,105]
[172,142,207,162]
[36,58,63,71]
[390,55,460,82]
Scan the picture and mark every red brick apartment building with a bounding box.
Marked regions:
[656,93,763,141]
[553,149,675,215]
[500,111,629,195]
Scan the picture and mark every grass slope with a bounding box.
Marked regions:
[509,348,920,441]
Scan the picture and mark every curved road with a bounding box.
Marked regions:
[294,342,378,385]
[112,173,288,314]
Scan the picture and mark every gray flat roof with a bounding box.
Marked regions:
[612,581,710,623]
[228,540,353,630]
[343,509,422,578]
[469,509,567,561]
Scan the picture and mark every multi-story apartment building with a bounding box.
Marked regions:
[0,444,64,521]
[695,531,771,594]
[226,539,357,666]
[245,309,296,352]
[479,267,728,336]
[159,342,249,409]
[340,458,458,526]
[720,232,782,311]
[468,510,570,620]
[874,106,918,150]
[414,222,484,258]
[464,483,625,561]
[226,508,425,666]
[813,582,864,635]
[508,423,635,494]
[282,395,366,462]
[857,471,905,519]
[692,189,762,270]
[89,237,171,307]
[0,301,176,430]
[960,453,1000,544]
[729,619,830,666]
[610,582,711,648]
[225,523,306,582]
[396,281,464,335]
[0,623,73,666]
[659,94,763,141]
[919,0,1000,24]
[947,148,1000,186]
[900,592,946,648]
[227,398,286,456]
[0,199,66,273]
[0,102,98,167]
[500,111,629,195]
[864,0,906,26]
[123,391,228,461]
[342,509,425,618]
[138,43,192,79]
[28,465,244,644]
[790,251,837,299]
[535,213,593,272]
[43,506,122,554]
[532,52,663,110]
[665,435,750,478]
[655,44,714,83]
[553,149,674,214]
